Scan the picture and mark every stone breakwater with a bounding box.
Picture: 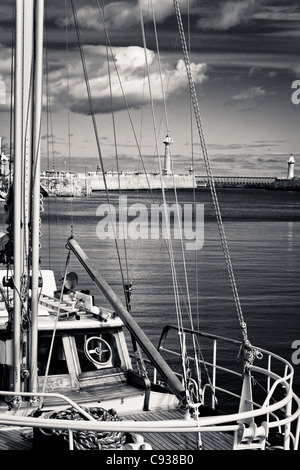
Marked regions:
[40,174,92,196]
[90,173,196,190]
[40,173,196,196]
[40,172,300,196]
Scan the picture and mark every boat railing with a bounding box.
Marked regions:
[154,324,300,449]
[0,376,299,449]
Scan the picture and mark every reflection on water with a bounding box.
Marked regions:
[287,221,295,252]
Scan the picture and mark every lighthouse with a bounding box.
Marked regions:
[163,134,173,176]
[287,154,295,179]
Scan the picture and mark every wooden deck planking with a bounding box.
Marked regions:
[0,407,233,450]
[37,382,144,409]
[0,428,33,450]
[122,408,233,451]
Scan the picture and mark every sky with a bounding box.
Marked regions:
[0,0,299,177]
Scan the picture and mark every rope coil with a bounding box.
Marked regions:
[40,406,126,450]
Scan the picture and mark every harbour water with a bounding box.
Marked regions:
[38,188,300,400]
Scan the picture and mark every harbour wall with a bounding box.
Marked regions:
[196,175,300,190]
[39,172,300,196]
[40,174,92,197]
[40,172,196,196]
[90,173,196,191]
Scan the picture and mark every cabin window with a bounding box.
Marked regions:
[38,336,68,375]
[75,332,120,372]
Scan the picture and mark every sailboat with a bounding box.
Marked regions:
[0,0,299,451]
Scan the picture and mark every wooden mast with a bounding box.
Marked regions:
[13,0,43,393]
[13,0,33,393]
[12,0,22,393]
[30,0,44,393]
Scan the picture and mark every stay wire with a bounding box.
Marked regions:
[64,0,74,237]
[71,0,126,289]
[40,249,71,406]
[150,0,202,400]
[103,10,130,285]
[95,0,172,292]
[44,1,64,275]
[173,0,250,348]
[140,1,190,398]
[95,0,157,202]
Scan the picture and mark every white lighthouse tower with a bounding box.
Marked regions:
[287,154,295,179]
[163,134,173,176]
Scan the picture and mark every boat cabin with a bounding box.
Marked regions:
[0,270,148,411]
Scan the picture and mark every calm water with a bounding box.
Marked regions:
[38,188,300,399]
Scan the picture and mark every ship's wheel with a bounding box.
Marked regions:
[84,336,112,366]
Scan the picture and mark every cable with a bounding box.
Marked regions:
[172,0,251,353]
[71,0,127,290]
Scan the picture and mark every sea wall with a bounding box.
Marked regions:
[270,178,300,191]
[40,173,195,196]
[39,173,300,195]
[90,173,196,190]
[40,174,92,196]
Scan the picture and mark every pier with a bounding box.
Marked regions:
[196,175,276,188]
[196,175,300,190]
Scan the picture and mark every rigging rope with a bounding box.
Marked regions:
[95,0,178,291]
[139,1,187,394]
[150,0,202,400]
[139,1,202,402]
[39,249,71,406]
[64,0,74,236]
[105,29,130,285]
[95,0,158,199]
[172,0,251,353]
[44,3,63,272]
[71,0,127,292]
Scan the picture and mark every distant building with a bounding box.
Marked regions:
[0,137,10,177]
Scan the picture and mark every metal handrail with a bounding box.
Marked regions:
[155,324,300,448]
[156,324,295,395]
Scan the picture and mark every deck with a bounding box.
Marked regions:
[0,407,233,451]
[122,408,234,450]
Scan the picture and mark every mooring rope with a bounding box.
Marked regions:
[39,406,126,450]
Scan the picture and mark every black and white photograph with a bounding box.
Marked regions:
[0,0,299,455]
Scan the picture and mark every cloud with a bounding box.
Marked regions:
[48,45,207,115]
[254,5,300,22]
[223,85,277,105]
[207,141,281,151]
[198,0,256,31]
[231,86,266,102]
[62,1,175,32]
